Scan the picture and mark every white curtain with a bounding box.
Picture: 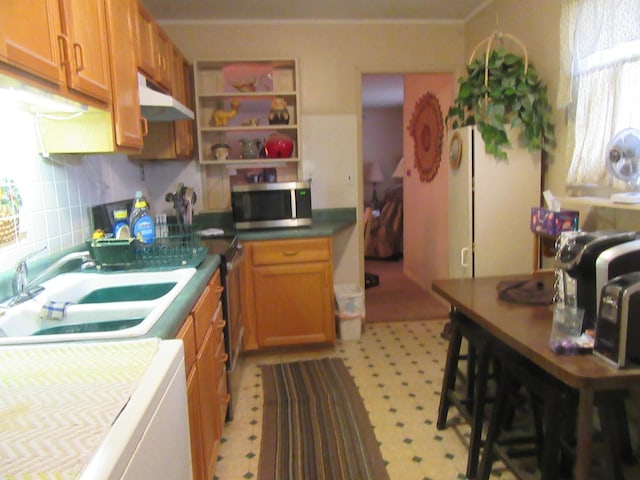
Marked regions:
[559,0,640,187]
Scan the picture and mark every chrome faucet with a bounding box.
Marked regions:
[12,246,47,297]
[6,247,93,307]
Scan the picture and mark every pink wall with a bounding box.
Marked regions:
[402,73,454,290]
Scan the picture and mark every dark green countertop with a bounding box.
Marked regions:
[145,254,220,340]
[150,208,356,339]
[0,208,355,343]
[195,207,356,241]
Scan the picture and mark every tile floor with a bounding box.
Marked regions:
[213,319,519,480]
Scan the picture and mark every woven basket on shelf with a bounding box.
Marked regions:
[0,215,19,244]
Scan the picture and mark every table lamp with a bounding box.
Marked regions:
[392,157,404,179]
[366,162,384,209]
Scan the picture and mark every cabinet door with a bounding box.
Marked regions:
[172,48,194,159]
[104,0,143,150]
[186,365,204,480]
[253,261,334,347]
[154,26,172,91]
[0,0,64,86]
[58,0,111,103]
[197,325,221,480]
[135,1,156,79]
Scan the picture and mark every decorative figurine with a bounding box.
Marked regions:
[268,97,290,125]
[211,143,230,160]
[241,118,260,127]
[239,138,262,159]
[212,99,240,126]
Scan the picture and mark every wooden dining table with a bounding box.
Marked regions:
[432,273,640,480]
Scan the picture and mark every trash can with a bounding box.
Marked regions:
[334,284,365,340]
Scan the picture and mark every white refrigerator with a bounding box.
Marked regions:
[448,125,541,278]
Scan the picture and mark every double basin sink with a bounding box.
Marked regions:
[0,268,196,345]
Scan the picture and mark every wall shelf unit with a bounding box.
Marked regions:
[193,59,300,168]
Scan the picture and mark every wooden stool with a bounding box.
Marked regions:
[437,310,496,478]
[478,358,628,480]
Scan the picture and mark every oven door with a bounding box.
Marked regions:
[224,242,245,420]
[226,243,244,370]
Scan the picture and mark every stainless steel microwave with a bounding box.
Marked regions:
[231,181,312,229]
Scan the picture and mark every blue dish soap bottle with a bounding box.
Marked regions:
[130,191,155,245]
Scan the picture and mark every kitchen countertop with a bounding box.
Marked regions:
[0,338,161,478]
[195,207,356,241]
[0,210,357,477]
[146,208,356,339]
[0,208,356,342]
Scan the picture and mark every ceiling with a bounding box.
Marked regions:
[140,1,491,108]
[140,0,492,22]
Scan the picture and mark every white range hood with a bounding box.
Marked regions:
[137,73,194,122]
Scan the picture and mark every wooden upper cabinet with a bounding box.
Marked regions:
[104,0,143,150]
[0,0,65,86]
[172,47,194,158]
[135,2,156,79]
[135,1,171,91]
[154,27,172,91]
[58,0,111,103]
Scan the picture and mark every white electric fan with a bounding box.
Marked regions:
[606,128,640,203]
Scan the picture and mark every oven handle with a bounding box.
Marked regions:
[226,243,245,271]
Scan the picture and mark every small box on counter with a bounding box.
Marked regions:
[530,207,579,237]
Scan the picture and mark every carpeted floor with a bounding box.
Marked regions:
[365,259,449,323]
[258,358,389,480]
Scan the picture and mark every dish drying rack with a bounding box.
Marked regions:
[88,224,208,269]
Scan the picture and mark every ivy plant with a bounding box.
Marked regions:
[447,48,556,160]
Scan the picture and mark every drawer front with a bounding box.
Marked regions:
[209,269,223,304]
[252,238,330,265]
[214,332,227,381]
[193,285,215,349]
[212,301,225,342]
[177,314,196,374]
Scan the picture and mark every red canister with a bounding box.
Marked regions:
[264,133,294,158]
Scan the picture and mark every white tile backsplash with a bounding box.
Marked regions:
[0,102,203,273]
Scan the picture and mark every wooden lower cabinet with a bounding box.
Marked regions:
[176,269,229,480]
[241,237,336,350]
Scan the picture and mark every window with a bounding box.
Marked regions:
[559,0,640,187]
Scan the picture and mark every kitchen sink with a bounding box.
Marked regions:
[0,268,196,345]
[76,283,176,304]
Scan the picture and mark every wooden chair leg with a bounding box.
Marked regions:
[478,367,513,480]
[437,320,463,430]
[466,344,491,479]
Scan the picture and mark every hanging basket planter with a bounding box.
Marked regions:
[447,31,556,160]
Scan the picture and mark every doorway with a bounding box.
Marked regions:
[361,72,455,316]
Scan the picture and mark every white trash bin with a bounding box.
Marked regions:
[334,284,365,340]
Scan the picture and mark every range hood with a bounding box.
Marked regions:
[137,73,194,122]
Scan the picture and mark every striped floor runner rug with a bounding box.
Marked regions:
[259,358,389,480]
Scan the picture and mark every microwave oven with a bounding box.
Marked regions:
[231,181,312,229]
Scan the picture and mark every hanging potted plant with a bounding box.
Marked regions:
[447,42,556,160]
